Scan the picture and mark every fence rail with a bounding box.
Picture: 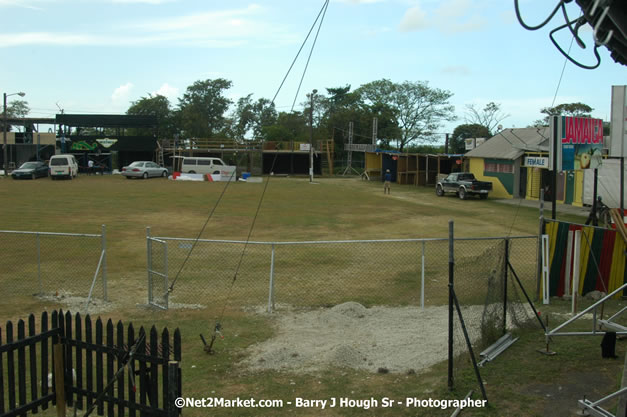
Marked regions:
[147,232,539,312]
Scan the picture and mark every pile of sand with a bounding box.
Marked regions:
[241,302,484,374]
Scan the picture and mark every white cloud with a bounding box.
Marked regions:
[111,0,173,3]
[0,0,45,10]
[132,4,263,32]
[0,4,293,48]
[399,6,428,32]
[442,65,471,76]
[399,0,488,34]
[153,83,179,102]
[112,82,134,103]
[333,0,386,4]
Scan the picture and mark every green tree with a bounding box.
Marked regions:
[178,78,233,138]
[464,102,509,136]
[263,111,309,143]
[450,124,491,153]
[231,94,278,140]
[127,94,177,138]
[356,79,455,152]
[533,102,594,126]
[2,100,30,132]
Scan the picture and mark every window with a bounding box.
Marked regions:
[197,159,211,165]
[213,160,223,166]
[484,161,514,174]
[183,159,196,165]
[50,158,68,166]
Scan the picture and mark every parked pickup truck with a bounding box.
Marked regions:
[436,172,492,200]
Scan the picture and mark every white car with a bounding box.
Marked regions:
[121,161,168,179]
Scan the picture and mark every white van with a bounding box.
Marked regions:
[49,154,79,180]
[181,157,236,179]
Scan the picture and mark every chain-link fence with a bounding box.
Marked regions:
[146,231,539,314]
[450,232,541,400]
[0,227,107,306]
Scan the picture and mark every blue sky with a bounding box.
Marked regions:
[1,0,625,141]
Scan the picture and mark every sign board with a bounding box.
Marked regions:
[464,138,475,150]
[299,143,311,151]
[523,156,549,168]
[96,138,118,148]
[610,85,626,157]
[550,116,604,171]
[475,138,486,147]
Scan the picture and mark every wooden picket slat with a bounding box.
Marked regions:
[161,328,170,410]
[85,315,94,410]
[28,314,38,415]
[17,320,27,417]
[7,321,16,411]
[0,327,4,415]
[149,326,159,409]
[174,329,182,402]
[64,311,73,408]
[117,321,125,417]
[51,311,58,407]
[75,313,83,411]
[138,328,147,417]
[40,311,49,411]
[128,324,137,417]
[95,318,104,416]
[106,319,115,416]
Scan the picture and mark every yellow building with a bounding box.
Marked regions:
[464,127,584,205]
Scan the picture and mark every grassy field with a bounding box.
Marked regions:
[0,174,623,417]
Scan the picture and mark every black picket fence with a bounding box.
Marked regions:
[0,310,181,417]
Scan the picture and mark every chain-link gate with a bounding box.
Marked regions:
[147,228,169,309]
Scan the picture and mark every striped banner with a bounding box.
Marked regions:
[544,220,626,298]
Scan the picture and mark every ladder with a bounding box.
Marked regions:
[156,141,165,167]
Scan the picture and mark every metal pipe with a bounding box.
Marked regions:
[547,283,627,336]
[268,244,276,313]
[36,232,42,295]
[0,230,101,238]
[421,241,425,311]
[448,220,454,391]
[147,227,153,304]
[606,306,627,323]
[101,224,107,301]
[149,236,537,245]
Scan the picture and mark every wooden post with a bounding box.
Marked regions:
[167,361,180,417]
[53,343,66,417]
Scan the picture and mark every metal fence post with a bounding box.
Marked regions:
[147,227,153,305]
[268,244,275,313]
[37,232,42,295]
[448,220,454,391]
[503,238,509,335]
[421,241,425,310]
[101,224,107,301]
[537,190,544,300]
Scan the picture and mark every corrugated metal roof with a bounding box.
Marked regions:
[464,127,550,160]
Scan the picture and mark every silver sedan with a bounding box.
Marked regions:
[121,161,168,179]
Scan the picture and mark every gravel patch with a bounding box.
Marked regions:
[36,290,115,315]
[241,302,484,374]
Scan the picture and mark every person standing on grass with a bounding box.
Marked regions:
[384,169,391,194]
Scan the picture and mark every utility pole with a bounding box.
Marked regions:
[3,91,25,176]
[310,89,317,183]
